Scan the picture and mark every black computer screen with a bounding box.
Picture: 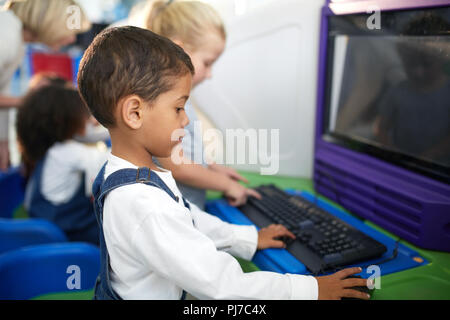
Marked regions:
[323,6,450,183]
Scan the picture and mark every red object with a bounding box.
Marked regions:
[31,52,73,82]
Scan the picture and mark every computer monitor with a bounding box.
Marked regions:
[314,0,450,252]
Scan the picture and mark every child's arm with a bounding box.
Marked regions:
[189,203,295,260]
[208,162,249,183]
[0,95,21,109]
[157,156,261,206]
[188,201,258,260]
[68,141,109,197]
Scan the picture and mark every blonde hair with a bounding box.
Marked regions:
[5,0,91,46]
[143,0,225,52]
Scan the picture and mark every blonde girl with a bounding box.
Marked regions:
[142,0,261,210]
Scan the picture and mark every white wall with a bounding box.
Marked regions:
[192,0,325,178]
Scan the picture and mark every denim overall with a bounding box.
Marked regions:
[25,157,99,245]
[92,163,190,300]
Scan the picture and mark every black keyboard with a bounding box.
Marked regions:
[239,185,387,274]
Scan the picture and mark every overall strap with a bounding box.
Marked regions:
[98,167,191,212]
[97,167,179,209]
[92,163,190,300]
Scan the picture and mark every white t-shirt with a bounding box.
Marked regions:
[103,154,318,300]
[25,140,109,207]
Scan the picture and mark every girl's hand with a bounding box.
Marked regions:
[209,163,249,183]
[224,181,261,207]
[257,224,296,250]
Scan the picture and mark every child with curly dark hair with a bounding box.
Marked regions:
[16,85,108,245]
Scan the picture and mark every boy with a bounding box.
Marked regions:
[77,26,370,300]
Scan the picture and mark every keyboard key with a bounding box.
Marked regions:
[323,253,342,264]
[298,220,314,229]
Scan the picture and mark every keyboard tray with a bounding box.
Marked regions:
[205,189,428,277]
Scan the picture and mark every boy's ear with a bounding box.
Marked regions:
[119,95,145,130]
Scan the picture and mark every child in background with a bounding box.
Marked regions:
[16,85,109,245]
[28,72,111,145]
[77,26,370,300]
[141,0,261,210]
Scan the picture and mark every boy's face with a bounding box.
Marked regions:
[142,74,192,158]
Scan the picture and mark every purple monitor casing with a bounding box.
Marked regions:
[314,0,450,252]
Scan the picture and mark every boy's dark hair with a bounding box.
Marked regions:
[16,85,90,176]
[77,26,195,128]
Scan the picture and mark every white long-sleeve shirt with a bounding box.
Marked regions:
[25,140,109,209]
[103,154,318,300]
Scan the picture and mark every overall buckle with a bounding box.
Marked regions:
[136,167,151,183]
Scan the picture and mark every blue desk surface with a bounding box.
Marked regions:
[206,190,428,279]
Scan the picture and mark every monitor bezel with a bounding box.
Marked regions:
[315,0,450,188]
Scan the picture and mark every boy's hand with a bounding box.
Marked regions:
[315,267,371,300]
[257,224,296,249]
[224,180,261,207]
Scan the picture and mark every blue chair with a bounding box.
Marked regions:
[0,218,68,254]
[0,166,26,218]
[0,242,100,300]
